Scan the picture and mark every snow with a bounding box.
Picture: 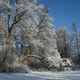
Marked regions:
[0,71,80,80]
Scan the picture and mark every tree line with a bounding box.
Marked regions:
[0,0,80,72]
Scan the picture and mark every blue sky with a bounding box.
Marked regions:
[37,0,80,32]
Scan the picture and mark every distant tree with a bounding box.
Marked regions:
[56,27,70,58]
[78,33,80,54]
[69,22,80,65]
[71,22,80,56]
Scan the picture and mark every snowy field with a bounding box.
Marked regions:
[0,71,80,80]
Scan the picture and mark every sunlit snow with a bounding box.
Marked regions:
[0,71,80,80]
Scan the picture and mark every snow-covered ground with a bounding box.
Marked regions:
[0,71,80,80]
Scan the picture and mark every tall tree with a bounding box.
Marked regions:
[35,5,62,68]
[0,0,62,71]
[0,0,38,71]
[56,27,70,58]
[71,22,80,56]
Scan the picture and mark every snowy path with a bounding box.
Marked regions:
[0,71,80,80]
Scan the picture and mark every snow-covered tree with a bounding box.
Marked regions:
[34,5,62,68]
[0,0,63,71]
[0,0,38,72]
[69,23,80,65]
[56,27,70,58]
